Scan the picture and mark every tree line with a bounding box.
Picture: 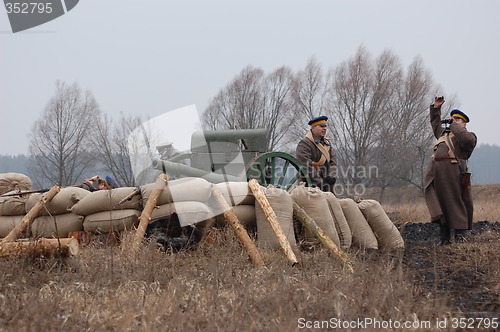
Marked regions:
[25,46,463,190]
[203,46,460,191]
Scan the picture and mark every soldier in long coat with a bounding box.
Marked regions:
[296,116,337,192]
[424,97,477,244]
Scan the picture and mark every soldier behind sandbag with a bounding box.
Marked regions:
[296,115,337,193]
[81,175,119,191]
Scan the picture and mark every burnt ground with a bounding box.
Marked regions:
[397,221,500,315]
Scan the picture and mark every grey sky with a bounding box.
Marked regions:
[1,0,499,156]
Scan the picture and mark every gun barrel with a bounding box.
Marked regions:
[152,159,244,183]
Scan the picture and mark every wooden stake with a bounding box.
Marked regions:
[1,186,60,243]
[132,173,169,250]
[248,179,299,265]
[0,238,79,258]
[211,184,265,267]
[292,201,353,272]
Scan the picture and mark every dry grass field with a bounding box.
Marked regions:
[0,184,499,331]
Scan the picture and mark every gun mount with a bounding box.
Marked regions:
[152,128,311,190]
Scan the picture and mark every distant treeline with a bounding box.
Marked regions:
[1,144,499,186]
[468,144,500,185]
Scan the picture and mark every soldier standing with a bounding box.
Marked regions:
[424,96,477,244]
[296,116,337,193]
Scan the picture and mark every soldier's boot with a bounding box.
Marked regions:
[455,229,467,243]
[440,224,451,245]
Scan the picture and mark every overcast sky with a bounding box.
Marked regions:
[1,0,499,156]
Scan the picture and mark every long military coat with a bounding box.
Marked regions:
[424,105,477,230]
[296,131,337,191]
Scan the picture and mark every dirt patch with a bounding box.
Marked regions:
[399,220,500,314]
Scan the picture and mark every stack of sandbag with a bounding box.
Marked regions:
[339,198,378,249]
[323,192,352,250]
[71,187,142,233]
[357,199,404,249]
[255,185,296,249]
[214,181,256,229]
[27,187,90,238]
[0,193,28,237]
[141,177,213,227]
[0,172,32,195]
[291,185,340,248]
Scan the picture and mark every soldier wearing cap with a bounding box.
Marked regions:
[424,97,477,244]
[156,141,181,160]
[296,115,337,192]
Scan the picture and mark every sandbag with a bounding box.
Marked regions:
[150,201,213,226]
[141,177,212,205]
[255,185,296,249]
[291,185,340,247]
[70,187,142,216]
[339,198,378,249]
[31,213,84,238]
[323,192,352,249]
[215,182,255,206]
[0,215,23,237]
[0,194,29,216]
[357,199,404,249]
[0,173,32,195]
[83,209,141,233]
[216,204,256,228]
[26,187,91,216]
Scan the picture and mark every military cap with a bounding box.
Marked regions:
[308,115,328,126]
[156,141,173,150]
[451,109,470,123]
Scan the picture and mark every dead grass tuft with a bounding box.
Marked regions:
[0,184,499,331]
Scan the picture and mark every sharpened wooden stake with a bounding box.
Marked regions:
[132,173,169,250]
[0,238,79,258]
[1,185,60,243]
[211,184,265,267]
[248,179,299,265]
[292,201,353,272]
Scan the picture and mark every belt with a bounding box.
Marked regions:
[433,156,467,164]
[434,157,456,161]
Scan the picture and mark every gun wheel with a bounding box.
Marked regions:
[245,152,311,190]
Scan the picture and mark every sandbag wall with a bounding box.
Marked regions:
[71,187,143,233]
[255,185,296,249]
[0,173,32,237]
[28,187,89,237]
[0,172,404,250]
[141,177,215,232]
[291,185,341,248]
[289,184,404,250]
[214,181,256,229]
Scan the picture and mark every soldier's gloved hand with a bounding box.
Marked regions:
[324,176,336,185]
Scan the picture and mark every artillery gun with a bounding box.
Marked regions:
[152,128,311,190]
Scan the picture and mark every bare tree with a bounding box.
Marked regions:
[28,81,101,187]
[203,66,266,131]
[90,113,142,187]
[331,47,400,185]
[374,56,436,192]
[288,57,333,144]
[202,65,294,151]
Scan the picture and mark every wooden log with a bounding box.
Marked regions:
[248,179,299,265]
[0,238,79,258]
[132,173,169,250]
[211,184,265,267]
[292,201,353,272]
[1,186,60,243]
